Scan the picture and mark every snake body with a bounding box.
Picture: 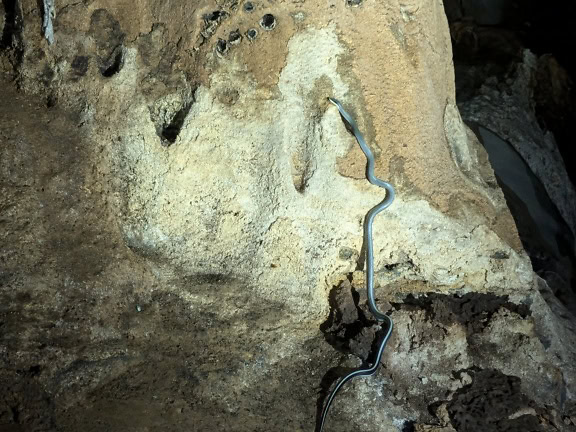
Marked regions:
[318,98,395,432]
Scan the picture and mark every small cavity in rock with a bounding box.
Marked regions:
[246,28,258,41]
[204,10,226,22]
[201,10,229,40]
[46,95,57,108]
[149,96,195,147]
[243,2,254,12]
[100,46,124,77]
[259,14,276,30]
[228,30,242,45]
[216,39,228,56]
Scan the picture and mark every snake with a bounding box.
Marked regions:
[317,98,395,432]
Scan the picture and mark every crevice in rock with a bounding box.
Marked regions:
[149,93,195,147]
[45,93,57,108]
[290,123,318,194]
[161,102,193,145]
[392,292,531,336]
[472,124,576,311]
[291,151,315,193]
[320,276,378,359]
[100,45,124,77]
[89,9,126,80]
[0,0,24,65]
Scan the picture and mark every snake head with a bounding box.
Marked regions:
[327,97,339,106]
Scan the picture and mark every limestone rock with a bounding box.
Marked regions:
[458,50,576,312]
[1,0,575,431]
[459,51,576,239]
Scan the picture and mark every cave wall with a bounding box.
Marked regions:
[1,0,576,430]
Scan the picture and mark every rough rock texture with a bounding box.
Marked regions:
[444,0,576,336]
[455,48,576,313]
[459,51,576,240]
[1,0,576,431]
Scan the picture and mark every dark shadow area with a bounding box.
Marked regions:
[320,277,377,357]
[444,0,576,185]
[160,100,193,145]
[443,0,576,313]
[315,323,390,432]
[471,124,576,311]
[448,369,542,432]
[148,95,195,147]
[315,364,357,432]
[0,0,23,66]
[100,45,124,77]
[392,292,531,335]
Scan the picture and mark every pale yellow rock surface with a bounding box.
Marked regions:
[1,0,575,430]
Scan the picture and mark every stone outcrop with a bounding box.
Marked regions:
[1,0,575,430]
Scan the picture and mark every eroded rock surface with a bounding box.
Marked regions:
[1,0,576,431]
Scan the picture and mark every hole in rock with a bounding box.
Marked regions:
[46,94,57,108]
[246,28,258,40]
[320,277,381,358]
[401,421,416,432]
[243,2,254,12]
[89,9,125,76]
[200,10,229,41]
[259,14,276,30]
[149,94,196,147]
[204,10,226,22]
[100,45,124,77]
[228,30,242,45]
[216,39,228,55]
[161,102,194,145]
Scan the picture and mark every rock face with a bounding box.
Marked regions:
[1,1,575,431]
[444,0,576,315]
[457,52,576,312]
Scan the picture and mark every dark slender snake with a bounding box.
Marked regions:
[317,98,395,432]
